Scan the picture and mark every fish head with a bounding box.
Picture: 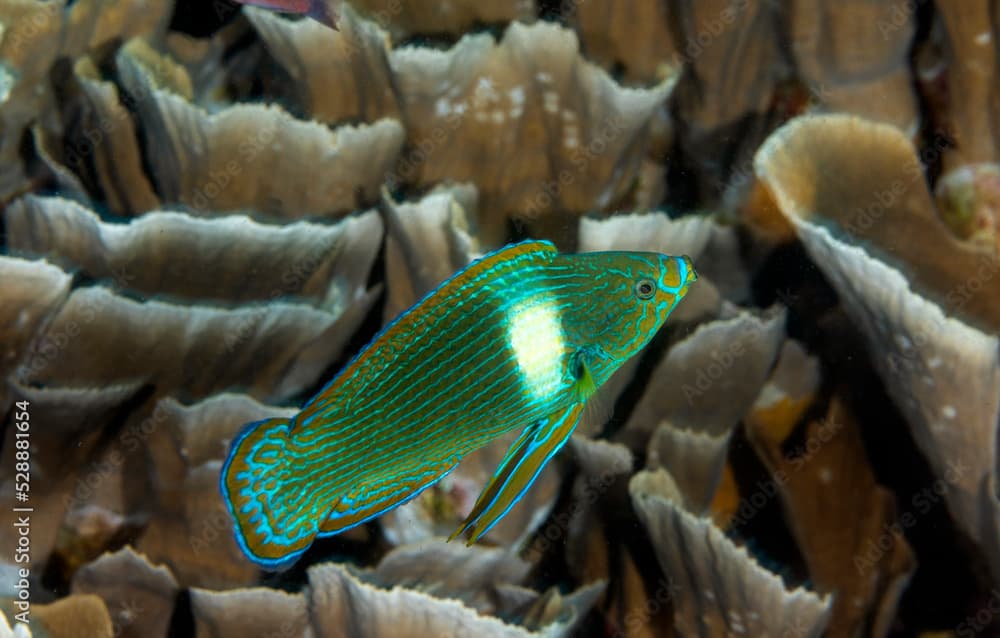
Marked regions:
[623,252,698,345]
[565,251,697,376]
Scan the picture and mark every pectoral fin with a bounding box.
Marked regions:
[449,403,585,545]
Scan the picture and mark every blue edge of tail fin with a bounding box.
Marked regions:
[220,417,456,571]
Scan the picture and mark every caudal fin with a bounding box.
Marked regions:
[220,417,319,569]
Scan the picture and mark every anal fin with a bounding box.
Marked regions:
[449,403,584,545]
[319,455,460,535]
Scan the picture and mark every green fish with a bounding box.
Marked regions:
[221,239,696,568]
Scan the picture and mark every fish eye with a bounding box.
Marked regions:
[634,278,656,300]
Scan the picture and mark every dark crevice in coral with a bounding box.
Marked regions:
[225,31,273,104]
[751,241,840,351]
[596,319,685,445]
[112,63,163,207]
[726,426,811,589]
[170,0,241,38]
[616,478,678,613]
[394,33,461,51]
[538,0,567,23]
[661,153,700,215]
[260,530,380,594]
[16,124,57,205]
[910,1,954,189]
[522,462,579,588]
[167,588,195,638]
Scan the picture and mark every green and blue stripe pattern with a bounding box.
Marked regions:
[221,240,697,568]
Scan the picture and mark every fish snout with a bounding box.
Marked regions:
[657,254,698,296]
[680,255,698,284]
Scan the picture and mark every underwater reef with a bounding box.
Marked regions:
[0,0,999,636]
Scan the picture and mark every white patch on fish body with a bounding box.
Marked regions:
[508,296,565,401]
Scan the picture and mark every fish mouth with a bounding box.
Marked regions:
[681,255,698,283]
[670,255,697,300]
[655,254,697,296]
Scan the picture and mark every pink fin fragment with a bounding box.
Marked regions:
[234,0,339,29]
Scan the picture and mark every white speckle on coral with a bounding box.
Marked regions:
[543,91,559,114]
[0,64,13,105]
[922,375,934,386]
[453,101,468,115]
[728,611,746,634]
[509,106,523,119]
[473,76,499,105]
[491,110,504,124]
[894,334,913,351]
[508,86,525,107]
[976,31,991,45]
[536,71,552,83]
[476,76,495,92]
[942,405,956,419]
[927,356,942,369]
[435,97,451,117]
[818,467,833,484]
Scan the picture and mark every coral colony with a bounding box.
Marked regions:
[0,1,998,636]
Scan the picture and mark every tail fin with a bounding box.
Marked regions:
[220,417,318,569]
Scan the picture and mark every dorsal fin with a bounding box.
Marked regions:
[295,240,557,430]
